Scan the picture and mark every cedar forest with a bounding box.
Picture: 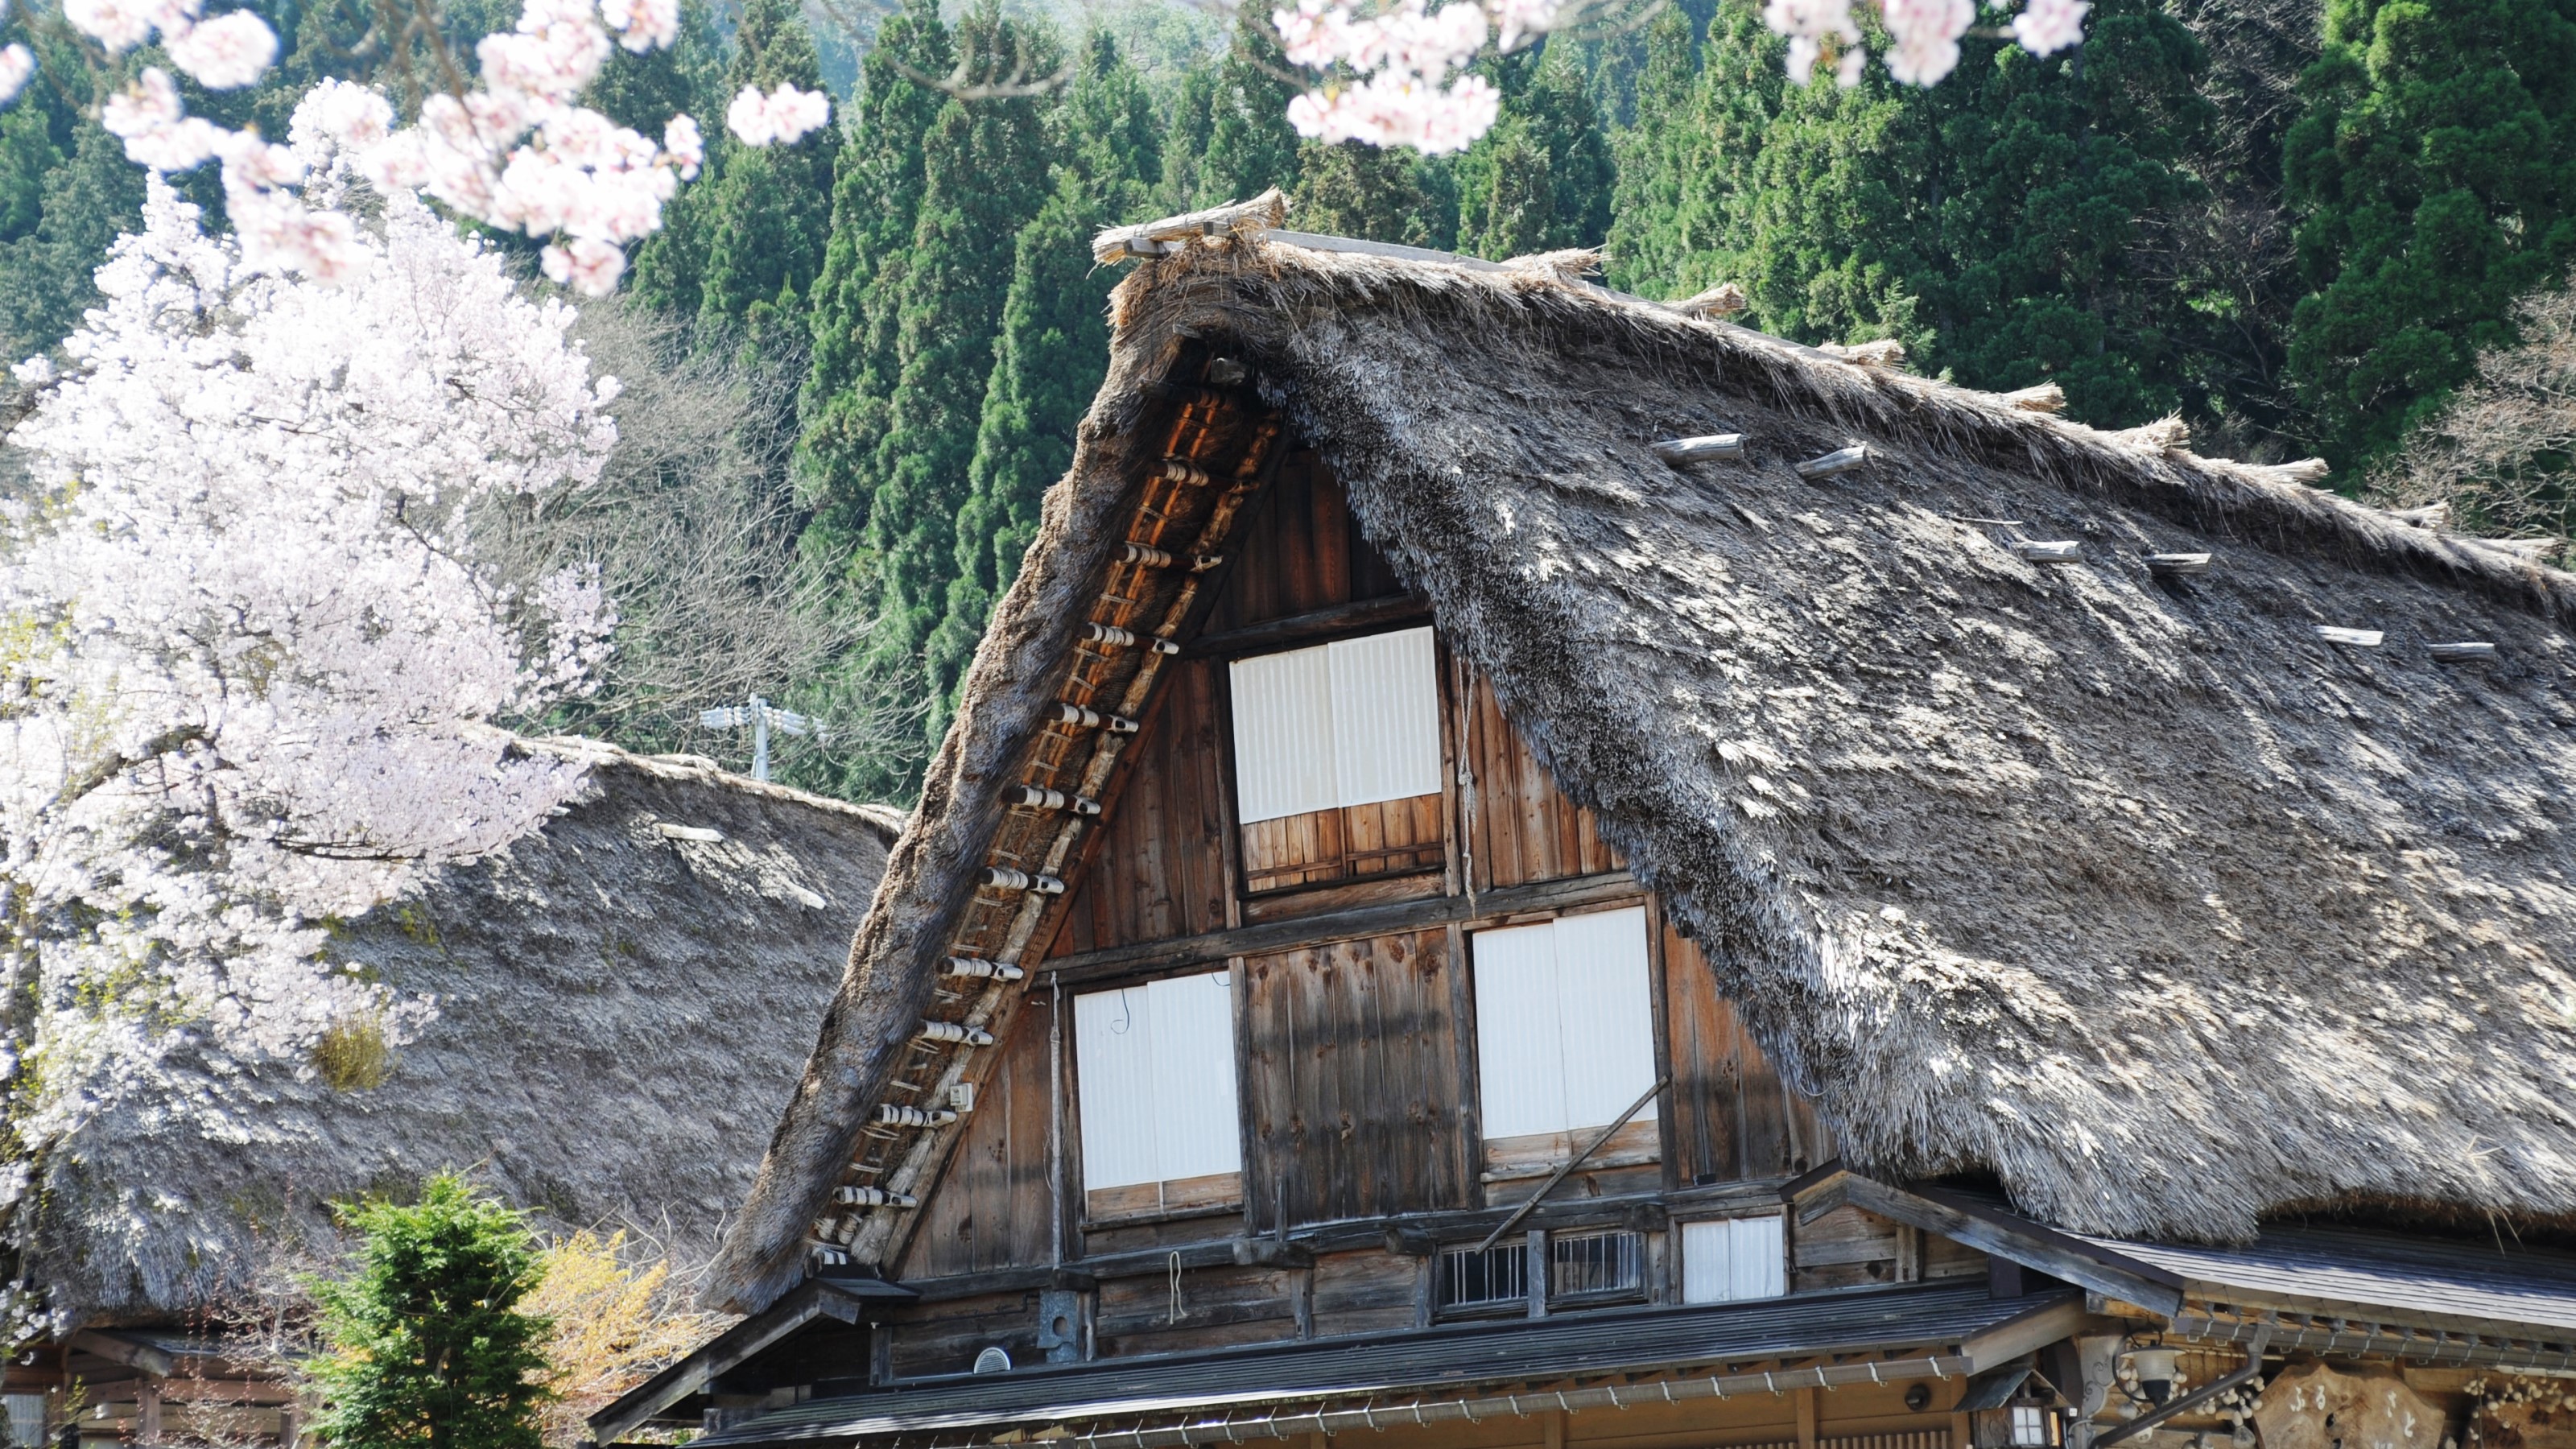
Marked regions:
[3,0,2573,802]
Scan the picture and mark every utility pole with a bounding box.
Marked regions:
[698,696,813,781]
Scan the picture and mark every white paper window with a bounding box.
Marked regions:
[1681,1215,1787,1303]
[1471,906,1657,1139]
[1,1395,43,1449]
[1229,626,1440,824]
[1074,972,1243,1191]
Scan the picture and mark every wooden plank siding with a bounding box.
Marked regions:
[1661,919,1836,1187]
[1199,455,1408,634]
[1049,658,1234,956]
[896,997,1057,1282]
[868,459,1854,1378]
[1241,794,1444,893]
[1243,930,1475,1232]
[1459,667,1624,890]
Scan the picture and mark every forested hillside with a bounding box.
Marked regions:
[6,0,2574,799]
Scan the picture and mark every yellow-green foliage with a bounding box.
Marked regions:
[524,1231,732,1447]
[312,1015,394,1092]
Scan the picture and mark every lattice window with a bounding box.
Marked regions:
[1438,1241,1529,1311]
[1549,1228,1645,1298]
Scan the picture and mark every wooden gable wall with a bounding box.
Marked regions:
[880,451,1862,1368]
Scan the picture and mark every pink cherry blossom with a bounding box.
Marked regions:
[601,0,679,51]
[541,235,625,294]
[1881,0,1972,82]
[164,10,279,89]
[1274,0,1530,152]
[0,43,33,106]
[1763,0,1860,85]
[2012,0,2089,53]
[663,114,703,179]
[62,0,159,52]
[725,82,831,145]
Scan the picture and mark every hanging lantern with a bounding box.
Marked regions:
[1963,1360,2072,1449]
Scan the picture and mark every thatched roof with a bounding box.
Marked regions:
[711,222,2576,1314]
[29,737,902,1325]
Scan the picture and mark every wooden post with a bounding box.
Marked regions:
[1292,1265,1315,1340]
[1796,1386,1818,1449]
[1526,1229,1548,1319]
[1543,1411,1567,1449]
[138,1383,162,1445]
[278,1402,300,1449]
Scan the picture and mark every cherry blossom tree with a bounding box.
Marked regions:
[1271,0,2093,151]
[0,148,622,1326]
[0,0,829,294]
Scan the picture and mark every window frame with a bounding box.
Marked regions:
[1068,966,1247,1224]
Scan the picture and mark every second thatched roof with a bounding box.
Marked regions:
[30,737,902,1325]
[713,217,2576,1313]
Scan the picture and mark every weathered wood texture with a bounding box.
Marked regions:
[1245,930,1476,1232]
[1243,795,1444,894]
[897,998,1057,1281]
[1311,1247,1420,1337]
[1202,456,1408,633]
[1097,1265,1301,1358]
[1050,660,1232,956]
[1792,1206,1920,1293]
[1461,670,1624,890]
[1662,919,1835,1187]
[882,1289,1044,1379]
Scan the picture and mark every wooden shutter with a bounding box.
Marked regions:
[1074,985,1162,1191]
[1327,625,1441,807]
[1681,1214,1786,1302]
[1549,906,1658,1129]
[1473,908,1661,1179]
[1075,971,1243,1212]
[1229,644,1336,824]
[1145,971,1243,1183]
[1471,919,1568,1141]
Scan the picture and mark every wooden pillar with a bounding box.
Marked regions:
[1796,1386,1818,1449]
[1292,1266,1315,1340]
[1526,1229,1548,1319]
[277,1402,300,1449]
[1542,1411,1567,1449]
[136,1384,161,1446]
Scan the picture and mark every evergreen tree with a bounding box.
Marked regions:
[795,0,953,563]
[923,32,1161,737]
[1298,139,1456,248]
[581,0,725,139]
[0,82,143,364]
[2283,0,2576,464]
[861,4,1058,755]
[1454,43,1615,259]
[696,0,839,336]
[630,0,838,337]
[1604,6,1704,296]
[308,1175,552,1449]
[1180,10,1301,208]
[1660,0,2212,425]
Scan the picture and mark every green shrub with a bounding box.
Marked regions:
[308,1174,553,1449]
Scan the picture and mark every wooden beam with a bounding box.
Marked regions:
[1184,594,1432,659]
[65,1330,174,1379]
[586,1280,883,1443]
[1784,1169,2185,1318]
[898,1188,1712,1304]
[1038,869,1640,985]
